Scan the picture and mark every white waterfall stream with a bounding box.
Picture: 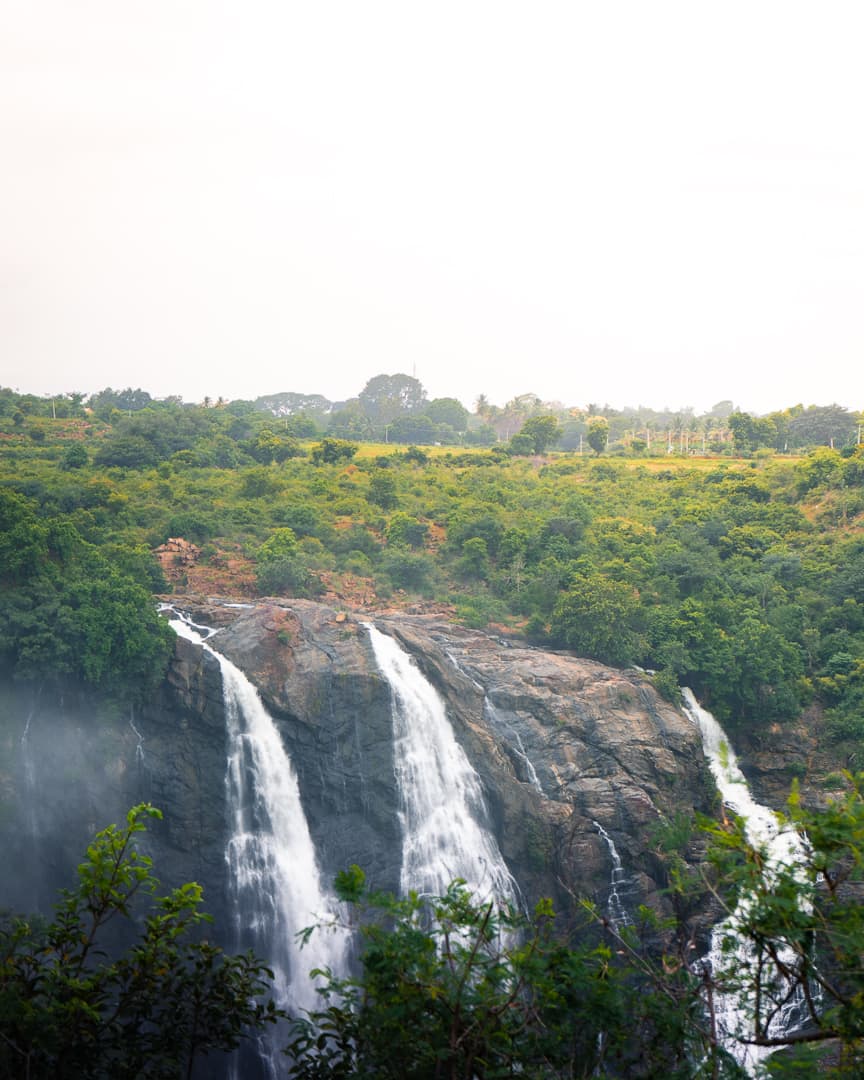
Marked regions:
[484,697,545,796]
[365,623,518,905]
[129,707,145,766]
[167,612,349,1074]
[592,821,631,930]
[681,687,810,1074]
[442,649,545,796]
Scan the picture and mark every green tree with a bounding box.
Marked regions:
[51,570,175,691]
[358,374,427,432]
[368,472,398,510]
[0,805,279,1080]
[455,536,490,580]
[89,387,153,417]
[284,413,322,439]
[385,512,428,549]
[796,447,845,492]
[0,518,173,699]
[519,414,562,454]
[94,435,160,469]
[327,401,376,441]
[246,428,280,464]
[463,423,498,446]
[379,549,435,592]
[287,870,726,1080]
[727,412,777,453]
[256,556,322,598]
[587,417,609,456]
[425,397,470,432]
[387,414,438,445]
[787,404,857,449]
[550,574,642,665]
[257,527,300,563]
[0,489,49,582]
[255,528,322,597]
[311,438,358,465]
[60,444,89,470]
[507,432,536,455]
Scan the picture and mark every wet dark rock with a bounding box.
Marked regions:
[1,598,719,944]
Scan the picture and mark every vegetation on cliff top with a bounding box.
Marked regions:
[1,382,863,738]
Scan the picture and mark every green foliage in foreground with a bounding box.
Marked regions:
[3,780,864,1077]
[700,775,864,1077]
[288,876,716,1080]
[0,805,279,1080]
[289,777,864,1079]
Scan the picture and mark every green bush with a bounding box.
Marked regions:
[380,549,435,593]
[0,806,279,1078]
[255,555,323,597]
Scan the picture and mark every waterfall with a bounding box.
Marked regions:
[681,687,810,1073]
[365,623,517,905]
[483,697,545,796]
[167,613,348,1071]
[592,821,631,929]
[129,707,145,766]
[440,651,543,795]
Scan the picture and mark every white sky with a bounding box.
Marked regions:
[1,1,862,415]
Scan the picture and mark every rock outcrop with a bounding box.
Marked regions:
[182,598,716,927]
[0,597,718,944]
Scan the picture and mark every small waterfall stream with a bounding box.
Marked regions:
[484,698,545,796]
[442,648,545,796]
[365,623,517,905]
[593,821,631,930]
[129,707,145,766]
[167,612,348,1074]
[681,688,809,1073]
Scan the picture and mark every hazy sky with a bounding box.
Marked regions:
[2,1,862,415]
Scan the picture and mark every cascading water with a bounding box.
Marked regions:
[681,687,810,1074]
[592,821,631,930]
[484,697,545,796]
[129,708,145,766]
[365,623,517,905]
[167,612,349,1075]
[441,650,543,795]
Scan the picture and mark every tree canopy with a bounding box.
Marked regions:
[0,805,279,1080]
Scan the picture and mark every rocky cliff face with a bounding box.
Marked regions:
[0,598,718,943]
[0,630,234,929]
[180,598,717,928]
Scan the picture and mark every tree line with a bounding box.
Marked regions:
[2,380,860,458]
